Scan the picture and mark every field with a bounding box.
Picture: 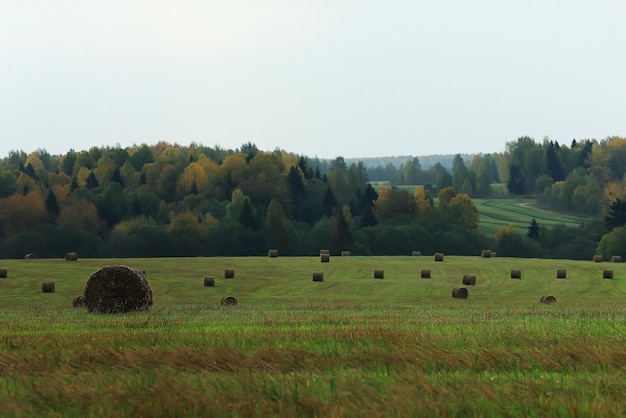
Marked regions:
[1,255,626,417]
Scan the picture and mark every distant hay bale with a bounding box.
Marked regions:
[320,254,330,263]
[452,287,468,299]
[72,295,85,308]
[374,269,384,279]
[556,269,567,279]
[593,255,603,262]
[510,269,522,279]
[611,256,622,263]
[24,253,37,259]
[491,252,497,257]
[434,252,444,262]
[220,296,238,306]
[480,249,491,258]
[320,249,330,256]
[65,252,78,261]
[312,272,324,282]
[412,251,421,256]
[420,269,431,279]
[204,276,215,287]
[83,265,153,314]
[268,249,278,258]
[462,274,476,285]
[540,295,557,304]
[42,282,55,293]
[224,269,235,279]
[341,250,351,256]
[603,269,614,279]
[0,268,7,278]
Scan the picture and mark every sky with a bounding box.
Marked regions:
[1,0,625,160]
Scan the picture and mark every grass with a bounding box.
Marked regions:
[1,255,625,417]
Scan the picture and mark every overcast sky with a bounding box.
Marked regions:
[1,0,624,160]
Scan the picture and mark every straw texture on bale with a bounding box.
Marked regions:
[434,252,444,262]
[65,252,78,261]
[320,254,330,263]
[24,253,37,259]
[224,269,235,279]
[412,251,421,256]
[341,251,351,256]
[603,269,614,279]
[611,255,622,263]
[462,275,476,285]
[312,272,324,282]
[556,269,567,279]
[452,287,468,299]
[510,269,522,279]
[540,295,557,304]
[480,249,491,258]
[42,282,55,293]
[374,269,384,279]
[73,295,85,308]
[0,268,7,278]
[83,265,153,314]
[220,296,238,306]
[593,255,603,262]
[204,276,215,287]
[268,249,278,258]
[420,269,431,278]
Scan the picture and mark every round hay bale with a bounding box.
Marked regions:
[320,249,330,256]
[603,269,614,279]
[320,254,330,263]
[65,252,78,261]
[540,295,557,304]
[452,287,468,299]
[611,255,622,263]
[556,269,567,279]
[312,272,324,282]
[24,253,37,259]
[204,276,215,287]
[268,249,278,258]
[83,265,153,314]
[341,250,351,256]
[72,295,85,308]
[510,269,522,279]
[480,249,491,258]
[434,252,444,262]
[374,269,384,279]
[411,251,421,256]
[593,254,603,262]
[0,268,7,278]
[220,296,238,306]
[42,282,55,293]
[224,269,235,279]
[420,269,431,279]
[462,274,476,285]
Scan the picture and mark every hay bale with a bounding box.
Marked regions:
[204,276,215,287]
[83,265,153,314]
[24,253,37,259]
[462,274,476,285]
[593,254,603,262]
[412,251,421,256]
[65,252,78,261]
[268,249,278,258]
[374,269,384,279]
[420,269,431,279]
[611,255,622,263]
[220,296,238,306]
[320,249,330,256]
[603,269,614,279]
[312,272,324,282]
[556,269,567,279]
[341,250,351,256]
[510,269,522,279]
[224,269,235,279]
[72,295,85,308]
[320,254,330,263]
[434,252,444,262]
[140,270,147,278]
[0,268,7,278]
[452,287,468,299]
[42,282,55,293]
[480,249,491,258]
[540,295,557,304]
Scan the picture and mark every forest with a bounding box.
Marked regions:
[0,136,625,260]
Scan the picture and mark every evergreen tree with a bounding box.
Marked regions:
[86,172,99,189]
[527,218,540,240]
[45,189,60,219]
[605,198,626,231]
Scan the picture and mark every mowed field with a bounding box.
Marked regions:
[1,255,626,417]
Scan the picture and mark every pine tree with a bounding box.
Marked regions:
[527,218,540,240]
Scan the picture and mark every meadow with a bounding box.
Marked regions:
[1,255,626,417]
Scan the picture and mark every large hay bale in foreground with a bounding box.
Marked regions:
[320,254,330,263]
[420,269,431,279]
[73,295,85,308]
[434,252,444,262]
[268,249,278,258]
[42,282,55,293]
[452,287,468,299]
[412,251,421,256]
[65,252,78,261]
[462,275,476,285]
[540,295,557,304]
[341,250,351,256]
[593,255,603,262]
[480,249,491,258]
[312,272,324,282]
[24,253,37,259]
[204,276,215,287]
[220,296,238,306]
[83,265,153,314]
[603,269,614,279]
[224,269,235,279]
[510,269,522,279]
[611,255,622,263]
[0,268,7,278]
[556,269,567,279]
